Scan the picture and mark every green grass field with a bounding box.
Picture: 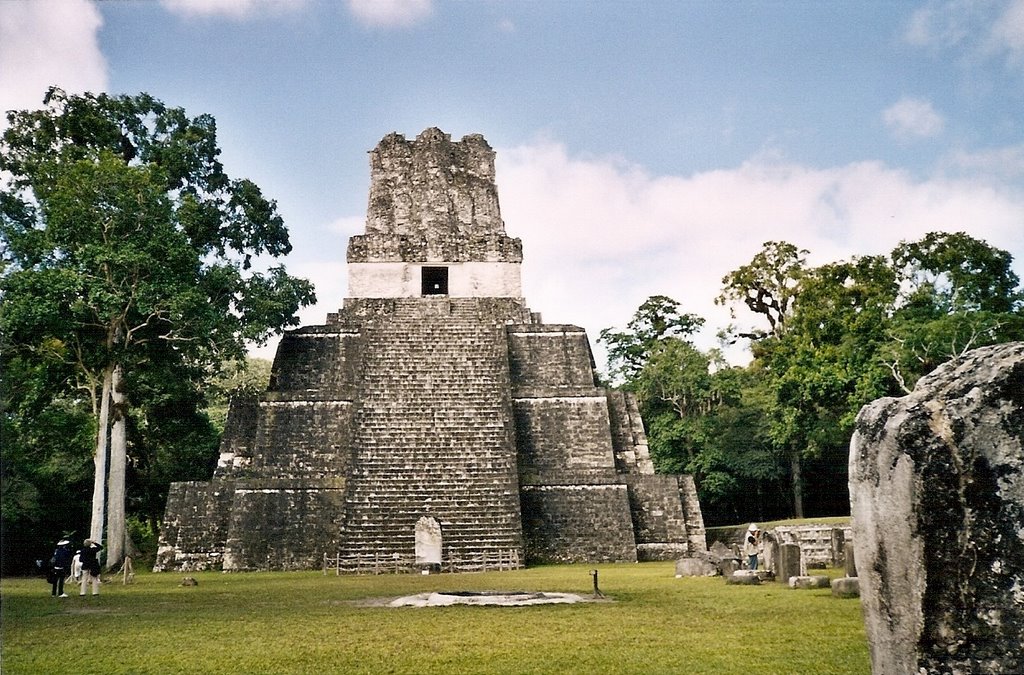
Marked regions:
[1,563,869,674]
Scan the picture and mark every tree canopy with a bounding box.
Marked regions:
[603,232,1023,525]
[1,89,315,570]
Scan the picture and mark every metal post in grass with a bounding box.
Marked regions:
[590,569,604,598]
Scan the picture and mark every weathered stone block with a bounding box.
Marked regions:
[789,575,830,589]
[777,542,802,584]
[675,557,717,577]
[831,577,860,599]
[726,570,761,585]
[850,342,1024,675]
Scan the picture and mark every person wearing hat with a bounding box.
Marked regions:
[49,537,74,597]
[79,538,103,596]
[743,524,762,571]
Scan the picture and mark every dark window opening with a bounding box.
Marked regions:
[421,267,449,295]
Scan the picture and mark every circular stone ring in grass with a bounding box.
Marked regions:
[389,591,587,607]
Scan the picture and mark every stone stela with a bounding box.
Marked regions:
[155,128,707,573]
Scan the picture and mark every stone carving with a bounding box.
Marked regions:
[415,517,442,566]
[155,129,706,573]
[849,342,1024,675]
[777,543,801,584]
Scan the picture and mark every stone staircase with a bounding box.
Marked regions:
[338,298,525,569]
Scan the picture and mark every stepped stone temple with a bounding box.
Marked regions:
[155,128,706,573]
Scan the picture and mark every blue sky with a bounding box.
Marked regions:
[3,0,1023,364]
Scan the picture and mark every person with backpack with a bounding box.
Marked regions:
[49,538,74,597]
[79,538,103,596]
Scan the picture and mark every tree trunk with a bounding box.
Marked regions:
[105,363,127,569]
[89,365,113,543]
[790,449,804,519]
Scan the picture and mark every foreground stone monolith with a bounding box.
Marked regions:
[849,342,1024,675]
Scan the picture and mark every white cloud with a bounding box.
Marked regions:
[883,97,946,139]
[991,0,1024,61]
[347,0,433,28]
[0,0,107,122]
[944,143,1024,179]
[906,0,1024,66]
[161,0,308,20]
[492,139,1024,366]
[904,0,976,48]
[325,215,365,234]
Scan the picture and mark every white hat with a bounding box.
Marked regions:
[748,523,759,532]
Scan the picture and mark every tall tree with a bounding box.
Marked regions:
[717,241,811,516]
[886,231,1024,391]
[717,240,807,341]
[599,294,704,384]
[1,88,315,568]
[718,234,1022,518]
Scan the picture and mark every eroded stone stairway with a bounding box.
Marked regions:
[339,298,526,568]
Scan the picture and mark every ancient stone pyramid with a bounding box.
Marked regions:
[155,128,706,572]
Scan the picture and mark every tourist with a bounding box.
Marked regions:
[49,537,74,597]
[79,538,103,596]
[71,549,83,581]
[743,524,762,570]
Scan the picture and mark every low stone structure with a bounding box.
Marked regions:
[788,575,830,590]
[674,557,718,577]
[725,570,761,585]
[831,577,859,599]
[155,129,706,573]
[773,524,852,568]
[849,342,1024,675]
[777,542,802,584]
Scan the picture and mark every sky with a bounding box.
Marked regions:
[2,0,1023,367]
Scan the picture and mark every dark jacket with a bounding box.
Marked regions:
[79,542,103,575]
[52,541,74,570]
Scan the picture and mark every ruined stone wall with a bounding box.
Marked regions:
[507,323,622,562]
[154,481,235,571]
[365,128,503,238]
[606,390,655,474]
[156,328,363,571]
[514,396,619,484]
[520,485,638,563]
[223,481,347,571]
[348,128,522,266]
[507,325,596,389]
[267,327,362,398]
[625,475,692,561]
[347,261,522,298]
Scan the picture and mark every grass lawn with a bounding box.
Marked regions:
[1,562,869,674]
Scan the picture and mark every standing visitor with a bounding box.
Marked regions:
[50,538,74,597]
[743,524,762,570]
[79,538,103,596]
